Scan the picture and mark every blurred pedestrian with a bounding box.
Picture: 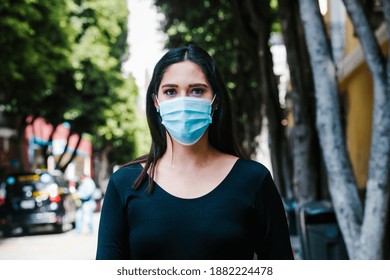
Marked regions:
[75,174,96,234]
[96,45,294,260]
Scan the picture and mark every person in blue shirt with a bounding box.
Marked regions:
[96,45,294,260]
[75,174,96,234]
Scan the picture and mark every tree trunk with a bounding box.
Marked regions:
[41,122,59,166]
[262,41,292,199]
[261,3,293,199]
[381,5,390,258]
[15,115,29,171]
[93,144,113,193]
[55,129,72,169]
[299,0,364,259]
[342,0,390,259]
[278,0,322,204]
[236,0,292,198]
[230,0,264,158]
[59,133,82,173]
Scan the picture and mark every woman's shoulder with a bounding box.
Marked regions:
[233,158,276,194]
[109,162,144,187]
[236,158,271,176]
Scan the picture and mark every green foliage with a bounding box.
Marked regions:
[95,76,151,165]
[66,0,144,163]
[64,0,127,133]
[0,0,149,166]
[0,0,72,115]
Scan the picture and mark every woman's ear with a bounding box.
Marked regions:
[153,94,160,112]
[211,103,219,117]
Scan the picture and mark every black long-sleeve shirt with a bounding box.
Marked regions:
[96,158,294,260]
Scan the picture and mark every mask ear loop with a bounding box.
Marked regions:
[211,94,218,117]
[153,94,161,112]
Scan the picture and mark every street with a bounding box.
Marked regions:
[0,213,100,260]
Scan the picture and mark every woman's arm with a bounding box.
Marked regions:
[96,177,130,260]
[255,172,294,260]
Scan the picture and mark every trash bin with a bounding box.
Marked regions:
[298,200,348,260]
[284,198,298,236]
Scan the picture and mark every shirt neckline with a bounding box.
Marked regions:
[139,158,241,201]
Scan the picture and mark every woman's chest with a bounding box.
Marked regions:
[152,161,236,199]
[126,192,256,259]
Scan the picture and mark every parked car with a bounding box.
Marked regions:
[0,170,78,236]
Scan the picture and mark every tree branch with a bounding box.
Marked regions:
[343,0,390,258]
[299,0,363,258]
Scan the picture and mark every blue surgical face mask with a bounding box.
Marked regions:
[156,96,216,146]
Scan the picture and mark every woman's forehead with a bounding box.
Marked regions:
[161,61,208,85]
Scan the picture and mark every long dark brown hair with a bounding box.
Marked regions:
[127,44,244,193]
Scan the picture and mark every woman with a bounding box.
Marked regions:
[96,45,294,260]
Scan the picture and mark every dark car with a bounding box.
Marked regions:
[0,170,78,236]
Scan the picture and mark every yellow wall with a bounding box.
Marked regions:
[344,15,360,56]
[340,64,373,189]
[340,12,373,189]
[339,18,388,189]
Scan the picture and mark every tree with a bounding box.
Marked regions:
[0,0,73,114]
[63,0,149,186]
[94,75,151,191]
[299,0,390,259]
[0,0,74,169]
[277,0,324,204]
[1,0,147,178]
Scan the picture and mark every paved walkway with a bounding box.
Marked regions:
[290,235,303,260]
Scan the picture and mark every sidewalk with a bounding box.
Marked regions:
[291,235,303,260]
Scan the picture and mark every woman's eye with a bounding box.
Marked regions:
[164,89,176,96]
[191,88,204,95]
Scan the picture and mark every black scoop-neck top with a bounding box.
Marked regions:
[96,158,294,260]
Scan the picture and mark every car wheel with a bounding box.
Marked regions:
[55,223,66,233]
[0,229,11,238]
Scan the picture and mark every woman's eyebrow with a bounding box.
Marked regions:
[161,83,208,88]
[161,84,178,88]
[189,83,208,88]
